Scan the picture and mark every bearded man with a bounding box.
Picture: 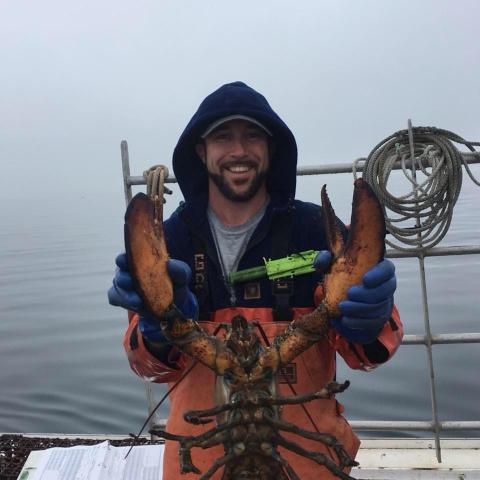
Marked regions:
[109,81,403,479]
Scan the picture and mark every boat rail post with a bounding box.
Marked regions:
[407,120,442,462]
[121,140,160,436]
[121,141,133,204]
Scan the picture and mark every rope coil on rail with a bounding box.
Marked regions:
[353,125,480,252]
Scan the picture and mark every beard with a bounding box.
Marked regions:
[208,168,268,202]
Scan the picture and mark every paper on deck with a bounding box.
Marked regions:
[25,441,164,480]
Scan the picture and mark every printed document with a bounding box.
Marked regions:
[23,441,164,480]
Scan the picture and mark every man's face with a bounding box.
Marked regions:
[196,120,270,202]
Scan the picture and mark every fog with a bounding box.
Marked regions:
[1,0,478,208]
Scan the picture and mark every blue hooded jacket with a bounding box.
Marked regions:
[164,81,338,317]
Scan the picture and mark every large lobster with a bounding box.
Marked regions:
[124,179,386,479]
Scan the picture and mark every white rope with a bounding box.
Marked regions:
[353,126,480,252]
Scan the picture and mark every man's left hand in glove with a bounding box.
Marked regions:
[314,251,397,344]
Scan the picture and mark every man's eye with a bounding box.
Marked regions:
[212,132,230,142]
[246,131,264,140]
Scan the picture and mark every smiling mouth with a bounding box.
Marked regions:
[222,161,257,174]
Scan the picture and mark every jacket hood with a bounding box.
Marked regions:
[172,81,297,207]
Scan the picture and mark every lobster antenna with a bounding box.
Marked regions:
[125,362,198,458]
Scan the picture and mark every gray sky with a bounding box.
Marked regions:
[1,0,479,207]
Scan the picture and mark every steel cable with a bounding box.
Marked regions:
[353,126,480,252]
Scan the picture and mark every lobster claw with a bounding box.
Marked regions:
[124,192,174,316]
[321,179,386,317]
[124,192,227,373]
[266,179,387,369]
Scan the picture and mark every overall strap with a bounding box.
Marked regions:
[190,235,211,320]
[178,207,211,320]
[270,207,295,321]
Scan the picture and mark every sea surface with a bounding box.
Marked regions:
[1,172,479,439]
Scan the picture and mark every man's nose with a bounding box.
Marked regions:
[230,138,248,157]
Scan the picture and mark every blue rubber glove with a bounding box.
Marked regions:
[108,252,143,312]
[108,253,198,343]
[314,251,396,344]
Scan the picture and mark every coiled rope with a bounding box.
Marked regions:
[353,125,480,252]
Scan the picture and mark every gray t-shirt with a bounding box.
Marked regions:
[207,201,269,280]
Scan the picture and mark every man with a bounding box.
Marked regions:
[109,81,403,479]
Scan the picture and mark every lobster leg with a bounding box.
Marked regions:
[159,305,228,373]
[150,424,233,475]
[183,402,238,425]
[200,452,237,480]
[257,381,349,406]
[253,307,330,376]
[149,431,202,476]
[265,416,357,469]
[179,433,228,475]
[150,419,243,446]
[266,450,300,480]
[276,435,357,480]
[184,381,348,426]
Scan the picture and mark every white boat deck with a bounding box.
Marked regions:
[353,439,480,479]
[15,435,480,479]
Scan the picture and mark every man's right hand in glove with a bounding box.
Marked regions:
[108,252,198,354]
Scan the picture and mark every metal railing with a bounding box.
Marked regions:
[120,141,480,462]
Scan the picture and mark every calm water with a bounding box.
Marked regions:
[1,174,479,438]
